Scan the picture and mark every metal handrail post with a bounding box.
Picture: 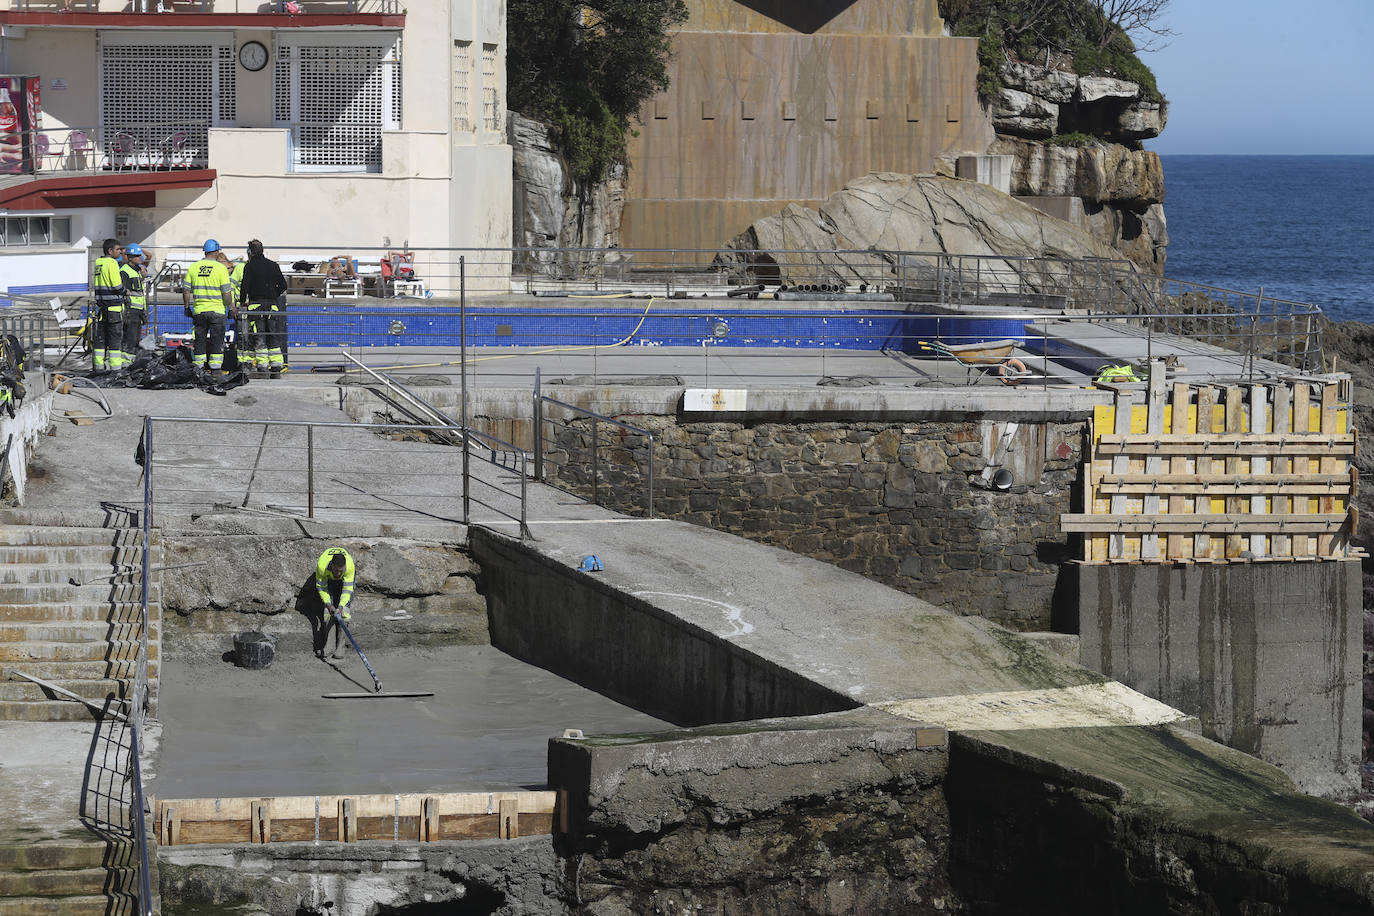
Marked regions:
[533,369,544,481]
[460,256,471,526]
[306,424,315,519]
[519,450,529,540]
[134,414,153,916]
[591,417,600,507]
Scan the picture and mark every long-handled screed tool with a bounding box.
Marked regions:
[322,615,434,699]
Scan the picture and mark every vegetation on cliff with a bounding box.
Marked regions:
[509,0,688,184]
[940,0,1165,103]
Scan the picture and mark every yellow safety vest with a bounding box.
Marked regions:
[188,258,231,315]
[120,263,146,310]
[315,547,356,609]
[93,256,125,313]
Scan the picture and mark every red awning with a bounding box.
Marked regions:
[0,169,217,210]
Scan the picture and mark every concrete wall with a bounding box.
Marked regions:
[621,0,994,250]
[471,528,861,726]
[539,414,1086,629]
[1077,560,1364,797]
[0,391,53,506]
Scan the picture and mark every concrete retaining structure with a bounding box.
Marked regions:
[472,522,1374,912]
[0,391,54,506]
[549,709,957,913]
[1078,560,1364,797]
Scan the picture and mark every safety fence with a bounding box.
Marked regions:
[0,293,61,372]
[140,416,528,535]
[533,370,656,519]
[7,246,1327,382]
[1061,373,1358,563]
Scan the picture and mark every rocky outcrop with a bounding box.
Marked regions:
[983,61,1170,274]
[989,136,1168,273]
[996,62,1169,143]
[723,172,1143,297]
[511,113,624,254]
[160,532,489,647]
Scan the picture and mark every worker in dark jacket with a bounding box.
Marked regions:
[238,240,289,378]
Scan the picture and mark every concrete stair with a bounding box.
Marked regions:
[0,840,138,916]
[0,525,161,722]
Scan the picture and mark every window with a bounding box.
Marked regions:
[99,34,236,169]
[452,40,472,133]
[481,43,501,134]
[0,216,72,248]
[274,35,403,173]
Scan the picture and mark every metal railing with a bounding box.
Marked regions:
[4,124,211,175]
[534,368,656,519]
[0,292,59,372]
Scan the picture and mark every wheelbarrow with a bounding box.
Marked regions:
[918,338,1031,386]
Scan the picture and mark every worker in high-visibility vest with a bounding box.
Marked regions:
[118,243,149,369]
[91,238,128,371]
[181,239,236,373]
[313,547,356,659]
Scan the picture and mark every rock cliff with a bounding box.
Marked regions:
[988,60,1169,273]
[511,113,624,255]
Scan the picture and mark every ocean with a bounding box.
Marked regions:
[1158,155,1374,324]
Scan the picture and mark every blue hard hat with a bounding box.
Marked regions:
[125,243,144,257]
[203,239,221,253]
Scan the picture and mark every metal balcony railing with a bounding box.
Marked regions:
[4,124,209,175]
[4,1,401,12]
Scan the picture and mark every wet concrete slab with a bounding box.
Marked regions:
[149,641,666,800]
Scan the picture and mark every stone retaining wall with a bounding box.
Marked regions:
[542,416,1086,630]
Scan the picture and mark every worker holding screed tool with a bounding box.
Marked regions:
[313,547,356,660]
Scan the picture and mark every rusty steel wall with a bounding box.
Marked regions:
[622,0,995,250]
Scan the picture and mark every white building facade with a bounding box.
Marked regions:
[0,0,509,296]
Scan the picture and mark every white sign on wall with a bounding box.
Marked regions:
[684,389,747,412]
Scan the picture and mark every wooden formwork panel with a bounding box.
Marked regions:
[1065,369,1359,564]
[154,790,560,846]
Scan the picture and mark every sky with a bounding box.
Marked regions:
[1142,0,1374,155]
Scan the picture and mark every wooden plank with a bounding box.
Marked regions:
[1097,481,1352,496]
[440,814,501,840]
[339,798,356,843]
[1061,513,1347,534]
[1142,363,1167,559]
[1249,386,1269,556]
[423,796,439,843]
[557,789,570,836]
[1109,393,1134,559]
[162,804,180,847]
[1094,440,1352,457]
[1194,386,1217,559]
[1319,383,1341,555]
[356,816,398,841]
[1293,383,1312,556]
[1167,382,1192,559]
[1097,432,1354,447]
[176,821,252,845]
[518,813,555,837]
[1271,384,1293,557]
[1087,421,1106,563]
[1225,388,1245,558]
[499,799,520,840]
